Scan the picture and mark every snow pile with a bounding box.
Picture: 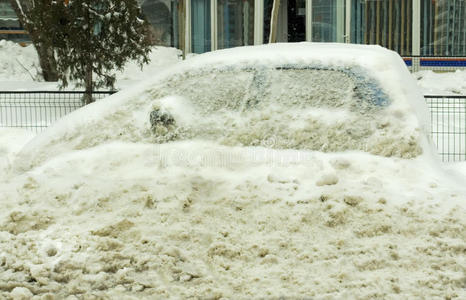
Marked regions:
[414,70,466,95]
[0,128,35,175]
[116,46,181,86]
[0,44,465,298]
[0,40,181,86]
[0,40,41,81]
[1,143,465,298]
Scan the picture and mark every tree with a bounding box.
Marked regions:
[55,0,152,104]
[9,0,60,81]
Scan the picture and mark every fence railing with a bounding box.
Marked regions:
[0,91,115,132]
[425,95,466,162]
[0,91,465,162]
[403,56,466,72]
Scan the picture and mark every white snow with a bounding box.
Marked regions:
[0,128,35,175]
[0,38,463,96]
[414,70,466,95]
[115,46,182,89]
[0,40,41,82]
[0,42,465,299]
[0,40,181,89]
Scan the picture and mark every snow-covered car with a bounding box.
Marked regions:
[14,43,433,170]
[2,44,465,299]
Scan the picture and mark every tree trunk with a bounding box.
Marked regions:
[9,0,59,82]
[84,62,93,105]
[83,6,93,105]
[35,43,59,81]
[269,0,281,43]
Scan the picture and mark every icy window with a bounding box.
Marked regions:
[148,66,422,158]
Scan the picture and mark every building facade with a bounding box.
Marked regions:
[139,0,465,67]
[0,0,29,43]
[1,0,465,66]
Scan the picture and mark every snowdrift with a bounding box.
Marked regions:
[1,43,465,299]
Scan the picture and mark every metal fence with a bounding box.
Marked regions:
[425,95,466,162]
[0,91,465,162]
[0,91,115,132]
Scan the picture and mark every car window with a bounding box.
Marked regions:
[154,66,389,113]
[156,69,255,113]
[149,66,420,158]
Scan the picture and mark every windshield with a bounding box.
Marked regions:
[148,66,421,158]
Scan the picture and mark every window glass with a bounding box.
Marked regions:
[0,0,30,43]
[264,0,306,43]
[191,0,211,53]
[351,0,412,55]
[141,0,185,49]
[312,0,345,42]
[421,0,466,56]
[287,0,306,42]
[217,0,254,49]
[0,0,18,26]
[149,66,422,160]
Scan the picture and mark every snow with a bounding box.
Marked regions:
[11,43,434,172]
[115,46,181,89]
[0,38,463,96]
[0,40,41,81]
[0,40,181,89]
[414,70,466,95]
[0,42,465,298]
[0,142,465,298]
[0,128,35,175]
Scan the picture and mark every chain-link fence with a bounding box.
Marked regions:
[425,95,466,162]
[0,91,115,132]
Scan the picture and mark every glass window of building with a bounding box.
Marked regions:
[217,0,254,49]
[264,0,306,43]
[0,0,30,43]
[0,0,18,28]
[350,0,413,55]
[191,0,211,53]
[421,0,466,56]
[312,0,345,42]
[141,0,185,49]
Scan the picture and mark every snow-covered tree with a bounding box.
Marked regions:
[9,0,61,81]
[10,0,151,98]
[55,0,152,104]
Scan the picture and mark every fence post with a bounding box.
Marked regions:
[412,0,421,71]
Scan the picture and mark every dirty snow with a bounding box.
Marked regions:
[0,43,465,299]
[12,44,433,172]
[1,141,465,299]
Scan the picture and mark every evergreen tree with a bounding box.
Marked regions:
[55,0,152,104]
